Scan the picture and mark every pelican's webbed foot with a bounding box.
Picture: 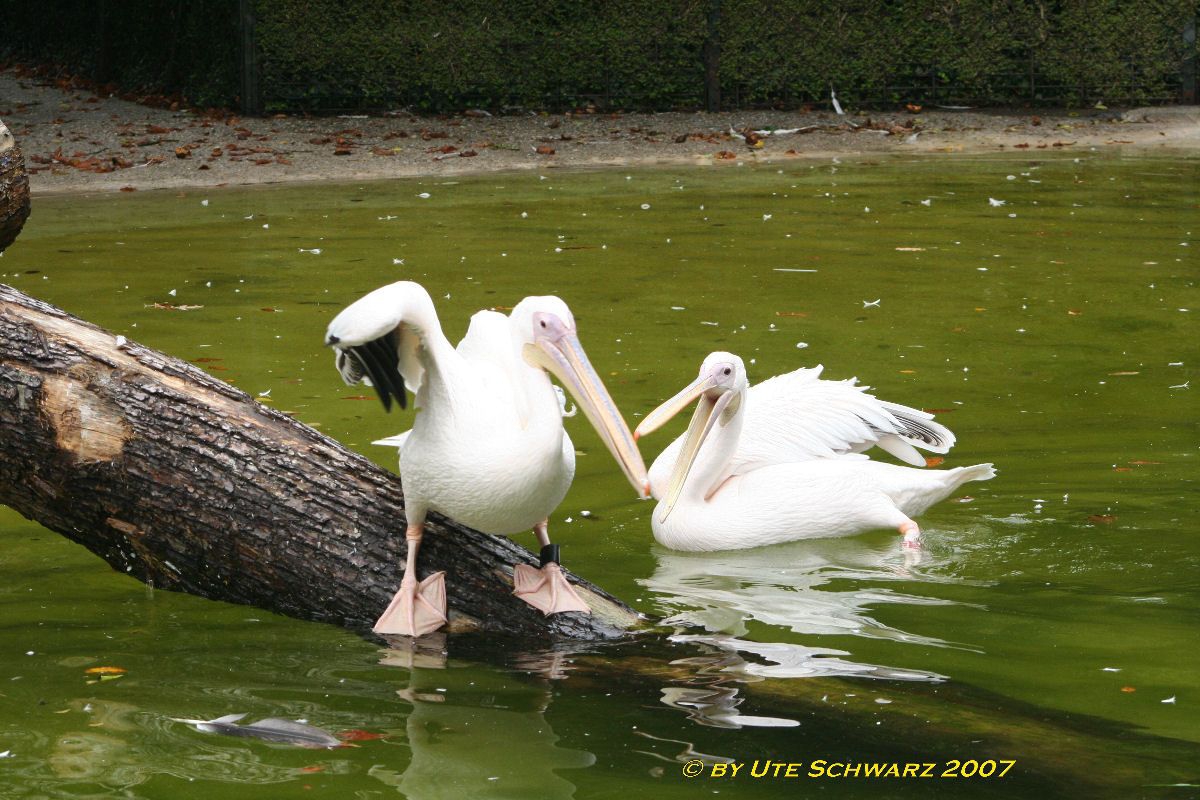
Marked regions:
[513,544,591,615]
[374,571,448,636]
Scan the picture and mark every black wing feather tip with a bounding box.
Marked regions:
[349,333,408,413]
[864,411,951,450]
[373,333,408,411]
[380,331,409,410]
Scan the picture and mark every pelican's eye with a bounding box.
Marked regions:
[723,367,732,376]
[540,320,548,329]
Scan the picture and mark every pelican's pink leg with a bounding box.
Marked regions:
[374,522,447,636]
[899,519,921,548]
[512,520,590,615]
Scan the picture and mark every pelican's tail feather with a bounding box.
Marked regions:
[951,462,996,488]
[372,431,411,449]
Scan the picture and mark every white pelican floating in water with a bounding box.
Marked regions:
[635,352,994,551]
[326,281,648,635]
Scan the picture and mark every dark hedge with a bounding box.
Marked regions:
[1,0,239,108]
[2,0,1195,111]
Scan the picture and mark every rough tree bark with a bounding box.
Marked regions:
[0,119,31,253]
[0,284,640,639]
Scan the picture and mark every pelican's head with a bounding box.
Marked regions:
[511,296,649,498]
[635,352,747,519]
[509,295,577,350]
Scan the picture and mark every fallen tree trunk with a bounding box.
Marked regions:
[0,284,639,639]
[0,119,31,253]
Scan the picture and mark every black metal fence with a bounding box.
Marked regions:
[2,0,1196,114]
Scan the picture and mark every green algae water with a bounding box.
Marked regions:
[1,154,1197,798]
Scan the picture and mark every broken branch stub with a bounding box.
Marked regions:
[0,118,31,253]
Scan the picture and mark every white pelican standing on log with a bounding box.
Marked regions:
[325,281,648,636]
[635,352,994,552]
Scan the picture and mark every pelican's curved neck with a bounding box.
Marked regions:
[684,390,745,503]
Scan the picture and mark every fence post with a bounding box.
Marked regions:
[239,0,263,115]
[704,0,721,112]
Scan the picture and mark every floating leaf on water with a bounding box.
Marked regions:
[1088,514,1117,524]
[84,666,126,675]
[924,456,945,467]
[895,247,926,252]
[1120,686,1136,693]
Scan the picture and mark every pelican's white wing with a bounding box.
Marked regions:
[649,365,954,491]
[456,310,518,371]
[326,281,438,411]
[730,366,954,472]
[455,309,541,426]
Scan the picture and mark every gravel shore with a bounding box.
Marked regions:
[2,67,1198,196]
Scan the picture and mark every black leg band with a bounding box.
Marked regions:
[539,543,560,568]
